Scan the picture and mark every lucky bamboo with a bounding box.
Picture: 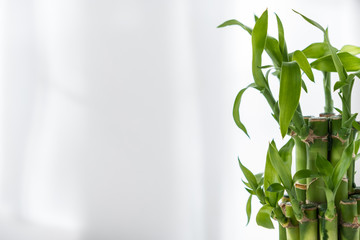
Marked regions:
[299,204,318,240]
[306,117,329,204]
[339,199,359,240]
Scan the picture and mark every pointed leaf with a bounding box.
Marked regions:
[275,14,288,61]
[255,173,263,181]
[332,142,354,192]
[292,50,314,81]
[238,158,258,190]
[340,45,360,55]
[302,42,337,58]
[252,9,269,88]
[334,81,348,91]
[256,205,274,229]
[311,52,360,72]
[268,142,293,190]
[265,37,283,68]
[245,188,255,195]
[355,134,360,154]
[316,154,334,177]
[334,107,342,114]
[217,19,252,35]
[278,138,295,171]
[279,62,302,137]
[293,10,325,32]
[343,113,358,129]
[246,194,252,225]
[264,149,282,207]
[267,183,285,193]
[293,169,320,183]
[301,79,308,93]
[233,83,256,137]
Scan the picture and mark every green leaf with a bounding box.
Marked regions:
[233,83,256,137]
[334,107,342,114]
[311,52,360,72]
[264,149,282,207]
[268,142,293,190]
[238,158,258,190]
[246,195,252,225]
[355,134,360,154]
[275,14,288,62]
[279,62,302,137]
[245,188,255,195]
[278,138,295,171]
[292,50,314,81]
[343,113,358,129]
[334,81,348,91]
[293,10,325,32]
[217,19,252,35]
[301,79,308,93]
[266,183,285,192]
[293,169,320,183]
[256,205,275,229]
[265,37,283,68]
[316,154,334,177]
[252,9,269,89]
[302,42,337,58]
[255,173,263,180]
[340,45,360,55]
[332,142,354,192]
[322,187,336,219]
[294,10,347,82]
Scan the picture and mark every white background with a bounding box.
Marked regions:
[0,0,359,239]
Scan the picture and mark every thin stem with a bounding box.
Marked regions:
[323,71,333,113]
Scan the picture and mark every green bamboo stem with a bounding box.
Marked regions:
[322,71,333,114]
[299,204,318,240]
[318,203,338,240]
[285,203,300,240]
[339,199,359,240]
[330,116,349,207]
[348,128,357,194]
[279,221,287,240]
[306,117,329,204]
[349,194,360,216]
[294,129,309,204]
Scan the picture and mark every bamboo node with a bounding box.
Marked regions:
[303,129,328,145]
[331,133,347,144]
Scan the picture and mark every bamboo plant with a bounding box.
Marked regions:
[219,9,360,240]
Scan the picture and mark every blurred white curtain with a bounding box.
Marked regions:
[0,0,359,240]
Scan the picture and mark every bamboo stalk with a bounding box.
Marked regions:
[349,194,360,216]
[330,116,349,208]
[299,204,318,240]
[348,128,358,194]
[339,199,359,240]
[294,116,311,204]
[285,203,300,240]
[322,71,333,114]
[306,117,329,204]
[318,203,338,240]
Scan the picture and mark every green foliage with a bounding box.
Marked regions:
[252,10,269,89]
[266,183,285,192]
[340,45,360,55]
[279,62,302,137]
[292,169,319,183]
[292,50,314,81]
[256,205,275,229]
[268,141,293,190]
[246,195,252,225]
[238,158,258,190]
[311,52,360,72]
[302,42,337,58]
[233,84,256,137]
